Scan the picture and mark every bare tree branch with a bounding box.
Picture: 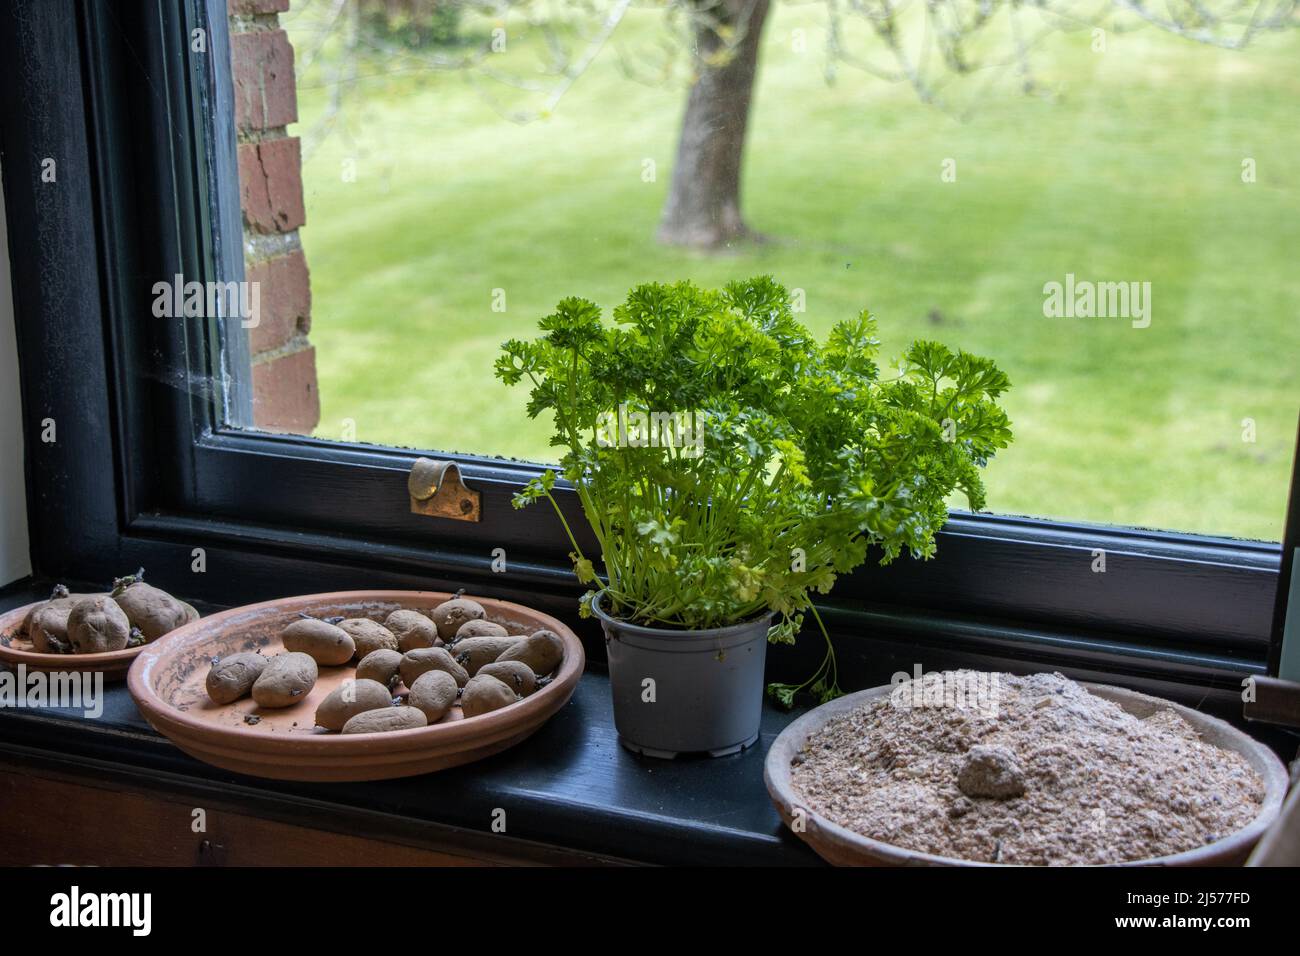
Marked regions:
[290,0,1298,141]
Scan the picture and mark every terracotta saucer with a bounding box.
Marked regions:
[0,598,200,681]
[127,590,586,782]
[765,680,1289,867]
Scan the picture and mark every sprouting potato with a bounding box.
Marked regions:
[111,570,194,641]
[282,618,356,666]
[338,619,399,660]
[478,660,537,697]
[24,588,103,653]
[430,597,485,641]
[497,629,565,676]
[399,647,468,689]
[461,673,518,719]
[23,585,71,639]
[341,706,427,735]
[356,648,403,688]
[407,670,459,724]
[385,609,440,652]
[452,619,508,641]
[28,605,74,653]
[66,596,131,654]
[251,652,318,708]
[453,636,525,676]
[314,679,395,731]
[205,652,268,704]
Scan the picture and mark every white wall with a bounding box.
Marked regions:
[0,171,32,586]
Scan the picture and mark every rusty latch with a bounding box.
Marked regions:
[407,457,481,522]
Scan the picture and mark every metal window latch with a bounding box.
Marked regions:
[407,457,481,522]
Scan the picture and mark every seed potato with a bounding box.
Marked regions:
[453,619,508,641]
[385,609,440,651]
[356,648,403,688]
[28,606,73,653]
[315,678,395,731]
[461,673,518,719]
[400,647,468,688]
[66,596,131,654]
[495,629,565,676]
[282,618,356,666]
[430,597,485,640]
[25,591,102,653]
[478,660,537,697]
[407,669,459,724]
[341,705,427,735]
[113,577,193,641]
[338,618,399,660]
[22,585,72,639]
[251,652,319,708]
[453,636,525,676]
[205,652,268,704]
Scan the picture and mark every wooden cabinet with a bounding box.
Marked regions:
[0,758,625,867]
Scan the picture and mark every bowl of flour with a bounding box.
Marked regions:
[765,671,1288,866]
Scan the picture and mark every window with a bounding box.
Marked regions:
[233,0,1296,542]
[0,0,1293,702]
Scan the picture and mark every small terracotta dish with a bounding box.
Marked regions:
[128,590,586,782]
[0,598,199,681]
[765,681,1288,867]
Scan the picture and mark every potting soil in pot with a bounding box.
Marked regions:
[790,671,1266,865]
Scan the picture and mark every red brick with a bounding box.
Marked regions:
[229,0,290,14]
[230,29,297,132]
[245,249,311,354]
[253,346,320,434]
[238,137,306,233]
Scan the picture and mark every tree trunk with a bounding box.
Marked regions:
[657,0,771,249]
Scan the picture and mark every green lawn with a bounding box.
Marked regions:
[283,4,1300,541]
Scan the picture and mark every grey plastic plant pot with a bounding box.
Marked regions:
[591,590,773,759]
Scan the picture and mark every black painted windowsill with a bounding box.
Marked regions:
[0,583,821,866]
[6,579,1294,866]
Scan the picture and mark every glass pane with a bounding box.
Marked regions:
[225,1,1300,541]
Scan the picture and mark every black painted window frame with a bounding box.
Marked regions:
[1,0,1294,703]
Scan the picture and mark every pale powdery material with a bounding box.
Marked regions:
[791,671,1265,865]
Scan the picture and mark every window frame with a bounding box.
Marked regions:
[1,0,1293,704]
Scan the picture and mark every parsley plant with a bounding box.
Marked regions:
[496,277,1012,704]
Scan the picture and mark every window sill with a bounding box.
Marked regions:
[4,583,1294,867]
[0,585,820,867]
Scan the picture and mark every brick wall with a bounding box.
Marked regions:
[228,0,320,434]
